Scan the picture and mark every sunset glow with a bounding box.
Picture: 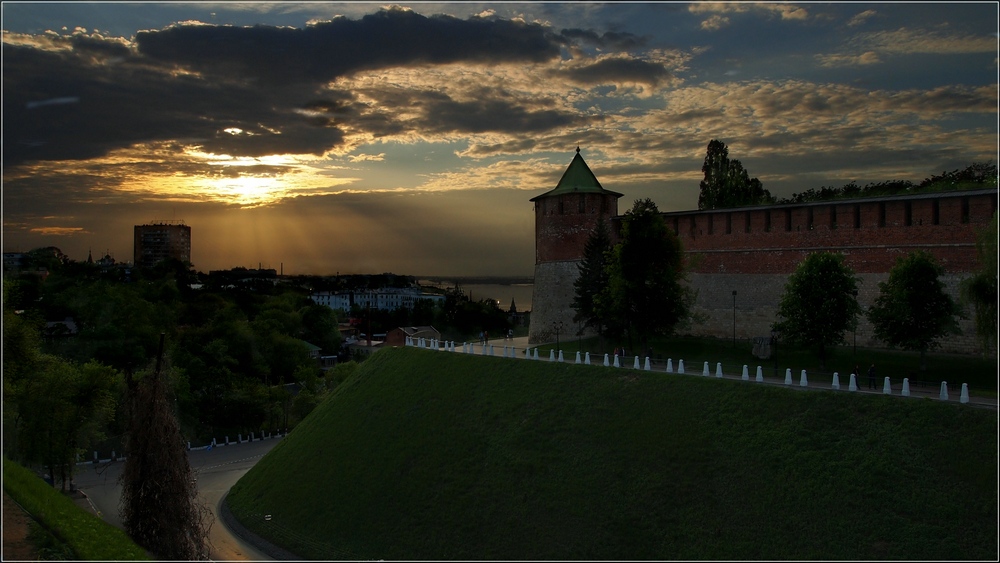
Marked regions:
[3,2,996,275]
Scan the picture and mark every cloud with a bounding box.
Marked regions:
[134,7,563,84]
[555,57,671,87]
[689,2,809,22]
[851,27,998,55]
[815,51,881,67]
[559,28,647,51]
[700,15,730,31]
[349,153,385,162]
[847,9,877,27]
[30,226,89,236]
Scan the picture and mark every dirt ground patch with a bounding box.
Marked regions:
[2,491,38,561]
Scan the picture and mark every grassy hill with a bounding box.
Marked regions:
[2,457,150,560]
[226,347,998,560]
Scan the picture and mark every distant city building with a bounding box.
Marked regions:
[385,326,441,347]
[133,222,191,269]
[311,288,446,313]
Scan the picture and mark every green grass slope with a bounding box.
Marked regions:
[2,457,150,560]
[227,347,998,560]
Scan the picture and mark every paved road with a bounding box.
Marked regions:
[74,438,281,561]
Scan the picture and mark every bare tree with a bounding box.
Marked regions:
[120,334,212,560]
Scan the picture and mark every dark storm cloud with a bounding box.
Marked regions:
[422,96,582,135]
[2,39,348,167]
[558,58,671,86]
[4,7,623,169]
[134,7,563,84]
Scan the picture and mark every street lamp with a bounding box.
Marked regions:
[553,321,564,352]
[852,289,859,355]
[732,290,737,348]
[771,328,779,379]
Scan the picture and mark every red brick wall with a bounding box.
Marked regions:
[657,191,996,275]
[534,192,620,263]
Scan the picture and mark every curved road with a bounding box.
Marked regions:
[73,438,282,561]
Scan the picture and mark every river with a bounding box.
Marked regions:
[419,281,534,311]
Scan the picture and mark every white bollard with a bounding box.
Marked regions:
[613,355,620,368]
[784,368,792,385]
[469,343,475,354]
[534,348,540,361]
[644,357,651,371]
[901,378,910,397]
[576,351,582,364]
[755,366,763,383]
[940,381,949,400]
[849,373,858,391]
[716,363,724,378]
[702,361,710,376]
[741,365,749,381]
[225,436,229,445]
[558,350,564,363]
[604,353,610,367]
[238,433,243,443]
[883,376,891,395]
[489,345,495,356]
[549,349,556,362]
[678,359,685,374]
[633,356,640,370]
[251,432,255,441]
[960,383,970,404]
[799,370,808,387]
[585,352,591,365]
[666,359,673,373]
[831,372,840,390]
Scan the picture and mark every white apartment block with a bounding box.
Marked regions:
[311,288,445,313]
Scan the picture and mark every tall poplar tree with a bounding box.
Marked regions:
[598,199,691,351]
[572,219,612,338]
[698,139,773,209]
[120,335,211,560]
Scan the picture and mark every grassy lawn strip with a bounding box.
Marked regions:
[227,347,998,560]
[2,457,150,561]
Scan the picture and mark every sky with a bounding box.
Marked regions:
[2,2,997,277]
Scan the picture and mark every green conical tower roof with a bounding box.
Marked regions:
[530,148,623,201]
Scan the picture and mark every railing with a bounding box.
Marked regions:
[403,337,983,406]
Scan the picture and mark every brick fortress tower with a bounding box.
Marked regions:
[528,148,622,344]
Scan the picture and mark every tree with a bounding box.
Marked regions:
[572,218,612,338]
[774,252,860,369]
[960,210,998,355]
[597,199,692,351]
[120,336,211,560]
[868,251,962,370]
[698,139,773,209]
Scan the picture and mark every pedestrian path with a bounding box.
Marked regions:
[407,336,998,410]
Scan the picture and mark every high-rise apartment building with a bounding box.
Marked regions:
[133,222,191,268]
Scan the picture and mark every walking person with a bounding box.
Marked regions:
[867,363,876,390]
